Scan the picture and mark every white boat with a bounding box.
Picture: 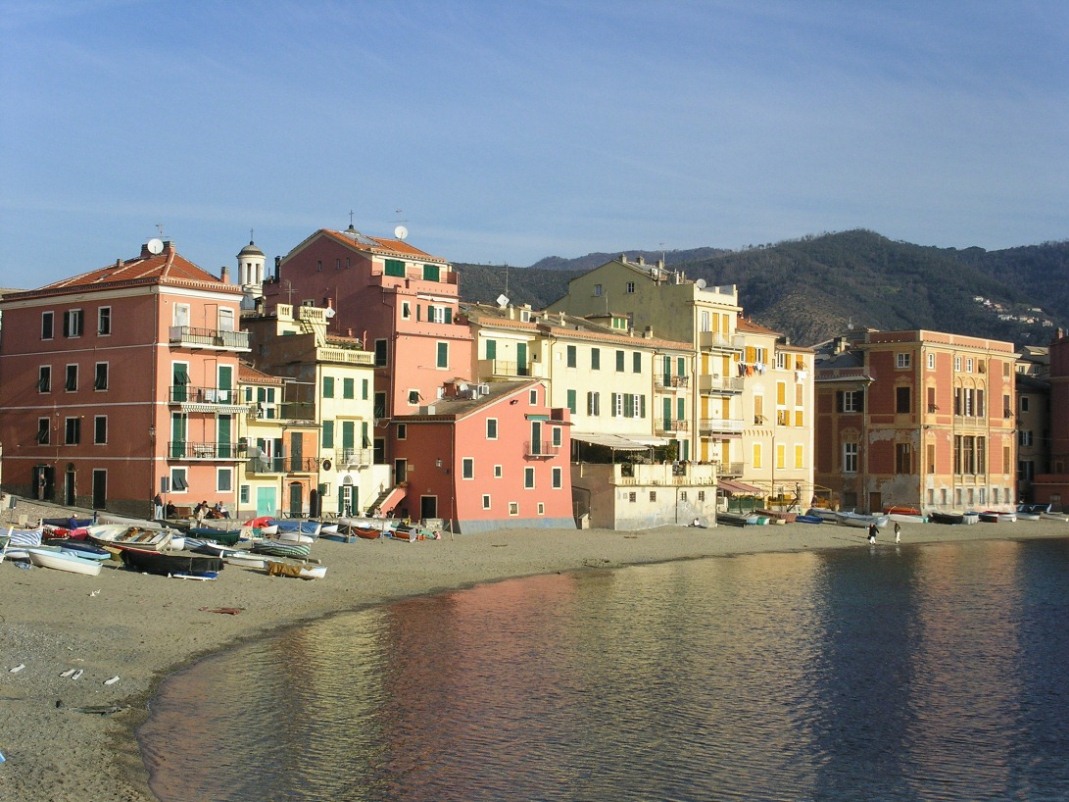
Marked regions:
[804,508,839,523]
[86,525,174,551]
[1015,505,1042,521]
[27,548,104,577]
[94,512,166,530]
[836,511,890,529]
[266,560,327,580]
[1,526,44,560]
[225,553,268,570]
[884,506,926,524]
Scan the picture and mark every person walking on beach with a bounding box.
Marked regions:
[894,522,902,543]
[868,522,878,544]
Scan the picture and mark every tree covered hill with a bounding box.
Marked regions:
[455,230,1069,347]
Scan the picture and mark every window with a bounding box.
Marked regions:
[361,379,369,400]
[538,502,545,515]
[896,386,911,413]
[616,350,625,372]
[385,259,405,277]
[217,468,233,493]
[895,443,911,473]
[1003,394,1012,418]
[1019,430,1034,446]
[593,284,603,296]
[1020,396,1030,413]
[494,465,503,478]
[927,353,935,369]
[322,420,334,449]
[436,342,448,369]
[633,352,641,373]
[171,468,188,493]
[41,311,54,340]
[591,348,600,370]
[587,391,600,416]
[36,418,49,444]
[524,467,535,488]
[462,458,474,479]
[38,366,51,393]
[482,494,491,510]
[323,376,335,398]
[649,491,657,502]
[218,308,235,332]
[843,442,858,473]
[836,390,863,412]
[374,339,388,367]
[343,378,355,399]
[896,353,910,369]
[240,485,250,505]
[65,417,80,445]
[94,362,108,391]
[753,443,762,470]
[94,415,107,444]
[98,307,111,335]
[954,356,962,372]
[566,345,577,368]
[402,302,411,319]
[486,419,498,439]
[794,444,804,469]
[626,281,635,294]
[63,309,84,338]
[566,389,577,414]
[552,426,562,447]
[552,467,562,488]
[65,364,77,391]
[966,358,974,373]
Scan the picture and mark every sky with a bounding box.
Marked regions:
[1,0,1067,287]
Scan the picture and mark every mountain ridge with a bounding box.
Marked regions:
[455,230,1069,347]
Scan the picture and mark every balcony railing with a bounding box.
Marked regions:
[698,331,742,350]
[713,461,745,477]
[247,455,321,474]
[524,440,561,458]
[169,326,250,351]
[334,447,374,468]
[477,358,543,379]
[655,375,690,391]
[655,419,690,435]
[699,418,746,435]
[169,385,247,407]
[169,441,247,460]
[699,374,744,394]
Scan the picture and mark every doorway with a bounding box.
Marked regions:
[92,469,106,510]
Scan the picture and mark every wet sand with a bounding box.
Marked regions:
[2,500,1066,802]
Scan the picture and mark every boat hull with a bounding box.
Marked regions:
[120,547,224,577]
[27,548,103,576]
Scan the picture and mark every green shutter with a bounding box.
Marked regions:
[323,376,334,398]
[385,259,405,277]
[322,420,334,449]
[423,264,440,281]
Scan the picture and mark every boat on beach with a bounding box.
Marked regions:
[26,547,104,576]
[119,546,224,577]
[337,516,398,539]
[86,525,174,551]
[835,510,890,529]
[884,506,927,524]
[265,560,327,580]
[979,510,1017,523]
[929,510,981,525]
[251,540,312,559]
[805,508,840,523]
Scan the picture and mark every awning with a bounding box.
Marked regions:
[571,432,655,451]
[717,479,765,495]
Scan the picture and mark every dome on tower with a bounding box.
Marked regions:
[238,240,265,258]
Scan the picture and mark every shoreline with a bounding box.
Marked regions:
[2,504,1067,802]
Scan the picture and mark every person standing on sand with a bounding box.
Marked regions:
[868,522,878,544]
[894,522,902,543]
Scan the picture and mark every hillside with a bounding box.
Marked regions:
[455,230,1069,347]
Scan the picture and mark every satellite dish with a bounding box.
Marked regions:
[146,238,164,255]
[394,225,408,240]
[496,294,510,308]
[324,307,336,318]
[695,278,706,289]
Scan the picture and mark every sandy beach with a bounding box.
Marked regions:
[2,500,1067,802]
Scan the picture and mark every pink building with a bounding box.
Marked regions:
[392,379,574,533]
[0,240,249,517]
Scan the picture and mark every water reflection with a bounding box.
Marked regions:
[140,539,1069,802]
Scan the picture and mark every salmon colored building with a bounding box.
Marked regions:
[815,328,1017,514]
[0,239,249,517]
[392,379,574,533]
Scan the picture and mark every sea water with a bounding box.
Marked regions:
[139,538,1069,801]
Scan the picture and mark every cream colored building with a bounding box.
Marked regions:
[242,303,392,517]
[547,255,815,504]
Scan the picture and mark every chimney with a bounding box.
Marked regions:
[636,255,644,266]
[644,326,653,339]
[220,265,230,284]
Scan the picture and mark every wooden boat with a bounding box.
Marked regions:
[338,516,397,539]
[388,523,439,541]
[266,560,327,580]
[884,506,926,524]
[978,510,1017,523]
[186,524,246,545]
[120,546,224,577]
[805,508,840,523]
[87,525,174,551]
[27,548,104,577]
[251,540,311,559]
[757,509,796,523]
[795,514,824,524]
[225,552,268,570]
[835,511,890,529]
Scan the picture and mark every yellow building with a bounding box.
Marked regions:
[547,256,815,503]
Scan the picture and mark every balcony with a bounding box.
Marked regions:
[699,374,744,395]
[334,447,374,469]
[169,325,250,352]
[698,331,742,351]
[713,461,745,477]
[318,347,374,366]
[655,375,690,392]
[601,461,717,487]
[247,455,320,474]
[169,385,251,414]
[477,358,544,379]
[699,418,746,436]
[524,440,561,458]
[655,419,690,436]
[168,441,247,460]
